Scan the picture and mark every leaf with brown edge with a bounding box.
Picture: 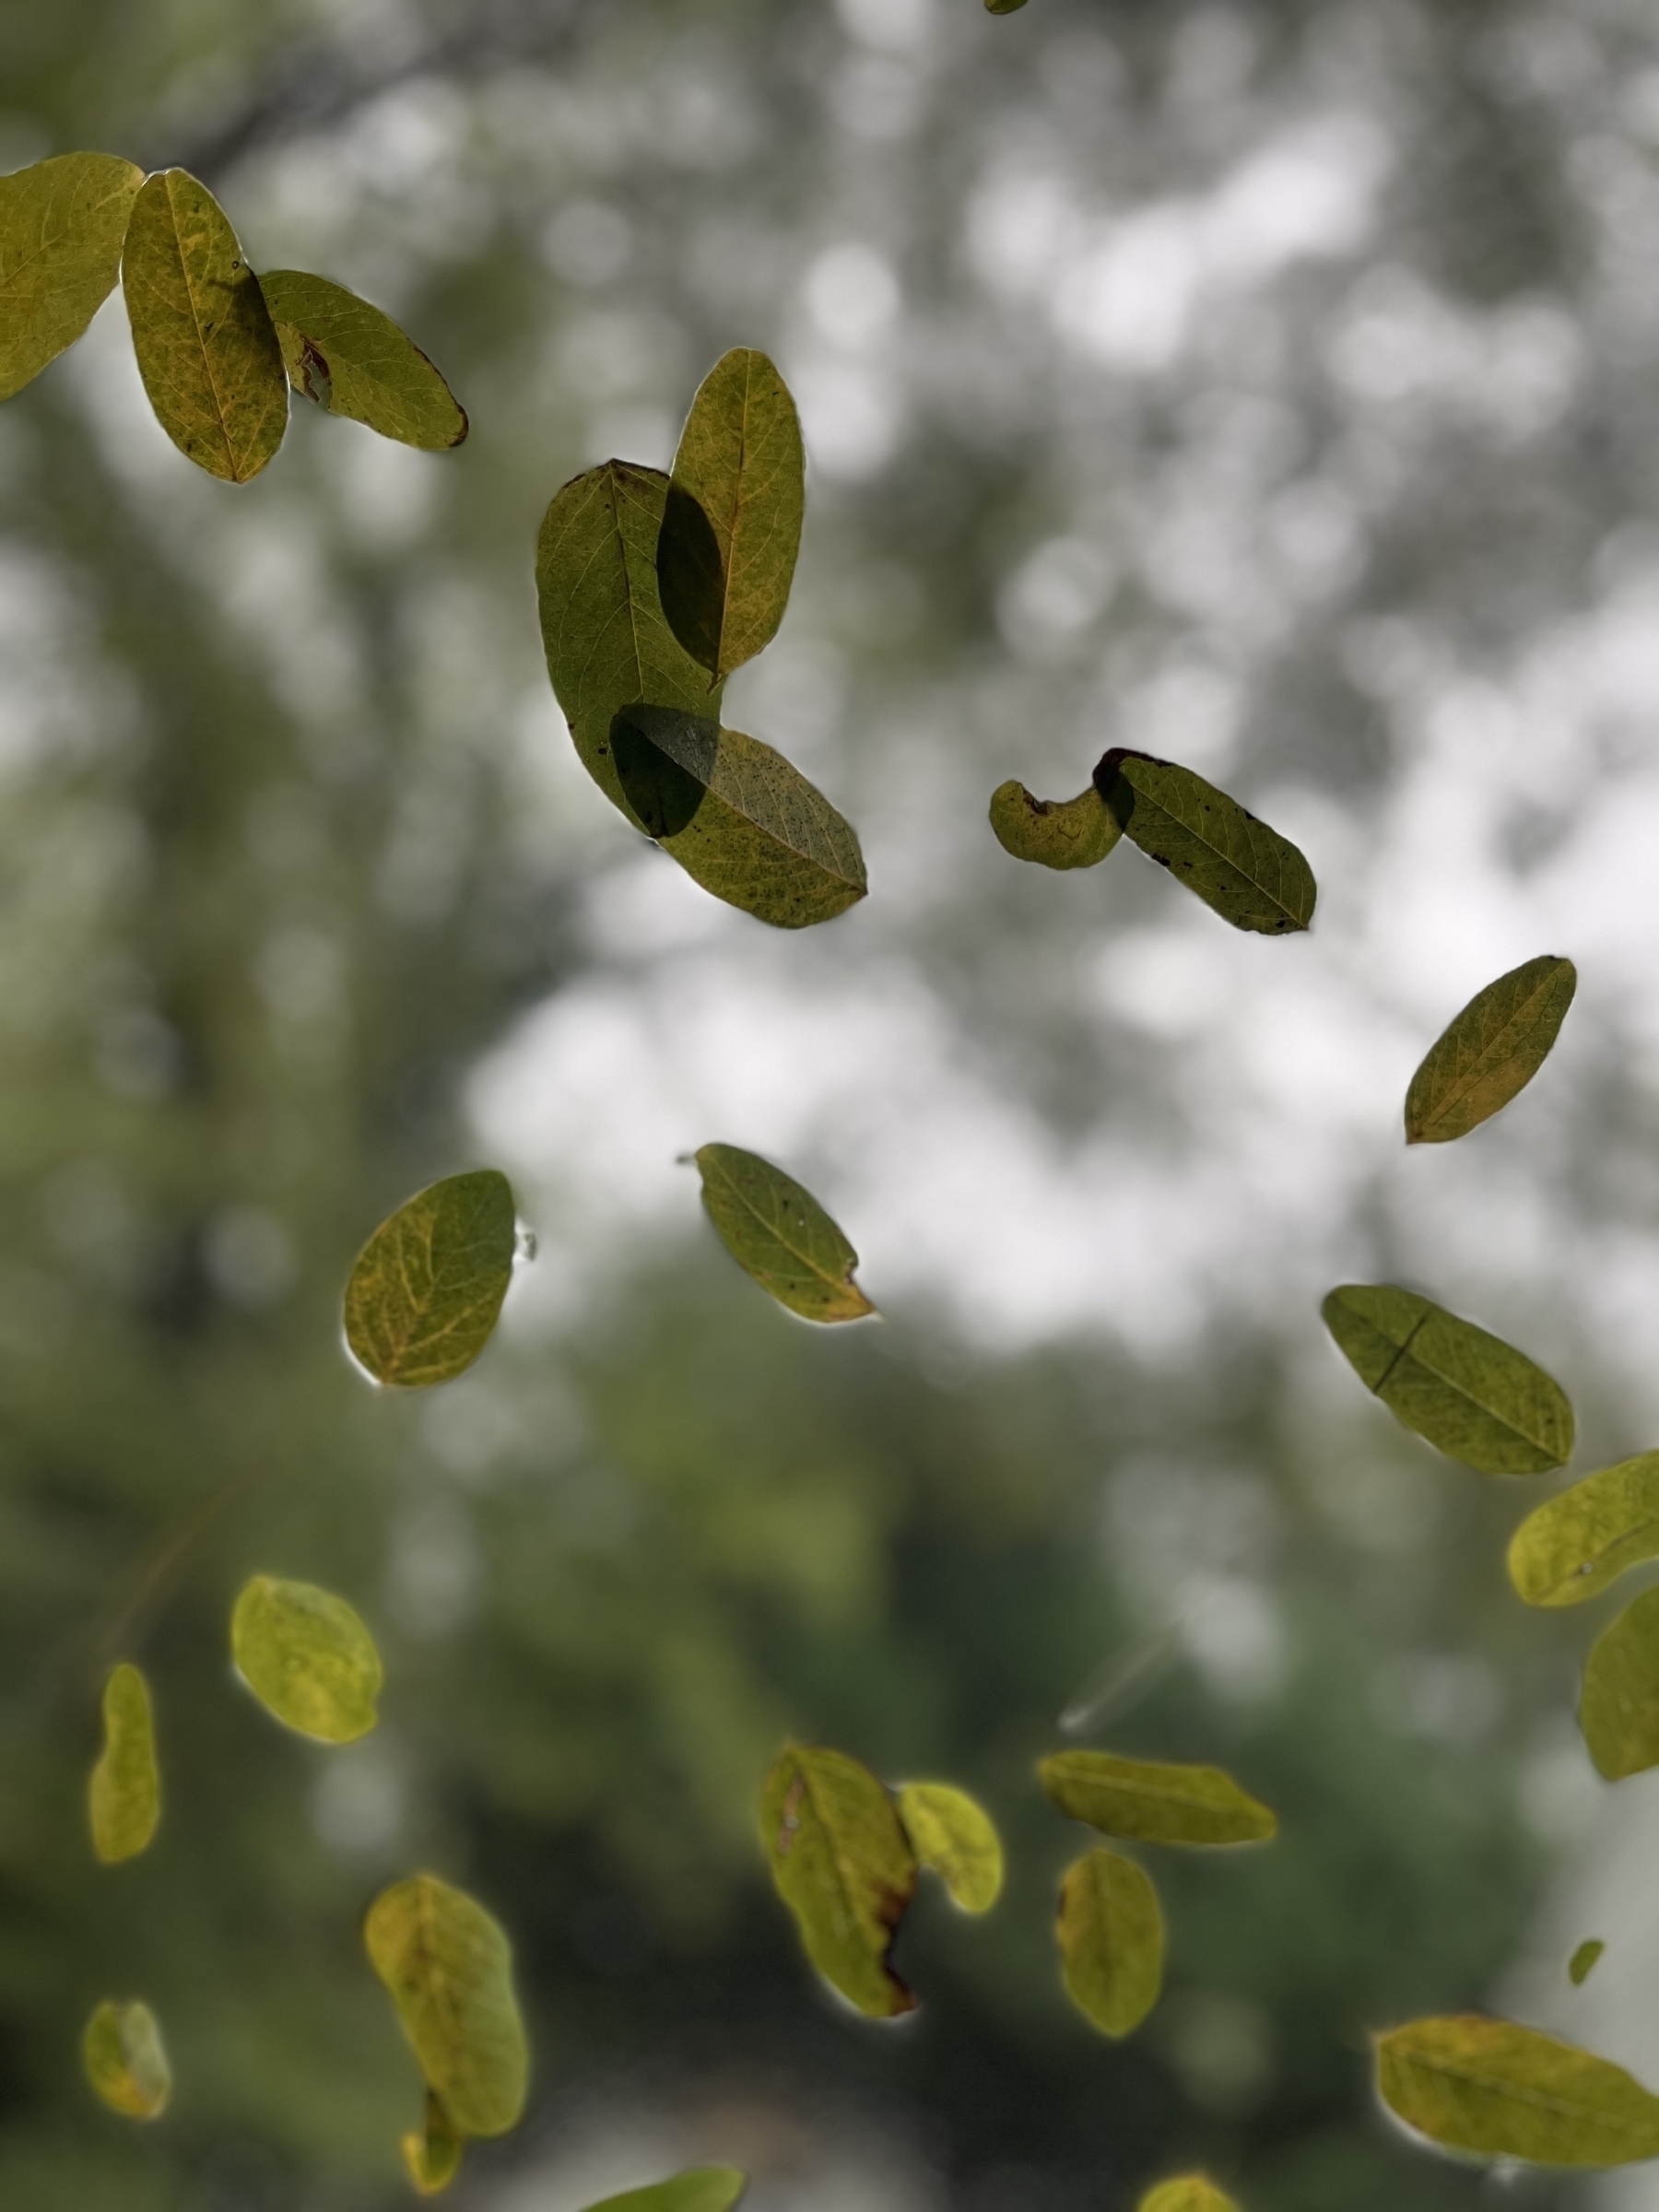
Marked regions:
[761,1745,918,2018]
[1041,1749,1277,1847]
[0,152,143,401]
[1406,956,1577,1145]
[402,2092,464,2195]
[1580,1586,1659,1781]
[89,1663,159,1865]
[1094,748,1315,934]
[1375,2015,1659,2166]
[1056,1847,1163,2038]
[695,1144,875,1323]
[83,1999,171,2120]
[1508,1453,1659,1608]
[258,270,467,450]
[989,781,1122,870]
[344,1170,517,1388]
[1137,2177,1240,2212]
[365,1874,529,2140]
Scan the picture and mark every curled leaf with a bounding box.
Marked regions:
[761,1744,918,2018]
[1571,1941,1606,1987]
[89,1663,160,1865]
[1057,1847,1163,2038]
[1581,1586,1659,1781]
[1375,2015,1659,2166]
[989,781,1122,871]
[1406,956,1577,1146]
[897,1783,1004,1913]
[1041,1749,1277,1847]
[1094,748,1315,935]
[1137,2179,1240,2212]
[231,1575,382,1743]
[695,1144,875,1324]
[582,2170,747,2212]
[0,152,143,401]
[344,1170,517,1387]
[83,1999,171,2120]
[365,1874,529,2140]
[1507,1453,1659,1608]
[402,2092,464,2196]
[258,270,467,450]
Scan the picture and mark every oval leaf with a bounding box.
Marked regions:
[987,0,1030,11]
[1041,1749,1277,1847]
[1094,748,1315,935]
[1323,1283,1572,1475]
[122,170,287,483]
[696,1144,874,1323]
[760,1744,918,2018]
[614,707,866,929]
[0,152,143,400]
[89,1662,159,1865]
[1507,1453,1659,1608]
[582,2170,747,2212]
[402,2092,464,2196]
[898,1783,1004,1913]
[1375,2016,1659,2166]
[1571,1941,1606,1987]
[344,1170,517,1388]
[1406,957,1577,1146]
[231,1575,382,1743]
[257,271,467,450]
[1056,1847,1163,2038]
[1137,2179,1240,2212]
[364,1874,529,2139]
[989,781,1122,871]
[659,347,804,681]
[83,1999,171,2120]
[1581,1586,1659,1781]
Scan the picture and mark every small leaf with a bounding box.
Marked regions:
[402,2092,464,2196]
[985,0,1030,11]
[231,1575,382,1743]
[760,1744,918,2018]
[364,1874,529,2140]
[897,1783,1004,1913]
[1056,1847,1163,2038]
[1041,1749,1277,1846]
[614,707,866,929]
[89,1662,159,1865]
[659,347,804,681]
[0,152,143,401]
[344,1170,517,1388]
[1137,2178,1240,2212]
[581,2169,747,2212]
[1507,1453,1659,1608]
[695,1144,875,1324]
[1323,1284,1572,1475]
[1375,2015,1659,2166]
[1581,1586,1659,1781]
[257,270,467,450]
[1570,1941,1606,1987]
[82,1999,171,2120]
[989,781,1122,871]
[1406,957,1577,1146]
[1094,748,1315,935]
[122,170,287,483]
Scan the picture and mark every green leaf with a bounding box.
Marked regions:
[760,1744,918,2018]
[402,2092,464,2196]
[82,1999,171,2120]
[88,1662,159,1865]
[0,152,143,401]
[364,1874,529,2140]
[1406,956,1577,1145]
[1507,1453,1659,1607]
[344,1170,517,1388]
[536,460,723,818]
[1322,1284,1573,1475]
[989,781,1122,871]
[695,1144,875,1323]
[1136,2178,1240,2212]
[581,2169,747,2212]
[121,170,287,483]
[1570,1941,1606,1987]
[897,1783,1004,1913]
[1094,748,1315,935]
[659,347,804,681]
[1374,2015,1659,2166]
[1056,1847,1163,2038]
[257,270,467,450]
[985,0,1030,12]
[230,1575,382,1744]
[1581,1586,1659,1781]
[614,707,866,929]
[1040,1749,1277,1847]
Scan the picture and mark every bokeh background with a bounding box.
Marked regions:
[6,0,1659,2206]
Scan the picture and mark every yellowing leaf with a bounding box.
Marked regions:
[231,1575,382,1743]
[1406,956,1577,1145]
[364,1875,529,2140]
[1507,1453,1659,1607]
[1056,1848,1163,2038]
[344,1170,517,1388]
[82,1999,171,2120]
[614,707,866,929]
[402,2092,464,2195]
[989,781,1122,871]
[581,2169,747,2212]
[258,270,467,450]
[760,1745,918,2018]
[1136,2177,1240,2212]
[695,1145,875,1324]
[897,1783,1004,1913]
[0,152,143,401]
[1571,1941,1606,1987]
[659,347,804,681]
[89,1662,159,1865]
[122,170,287,483]
[1375,2015,1659,2166]
[1323,1284,1572,1476]
[1581,1587,1659,1781]
[1040,1750,1277,1847]
[1095,748,1315,935]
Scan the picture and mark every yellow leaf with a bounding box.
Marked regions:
[1376,2015,1659,2166]
[231,1575,382,1743]
[83,1999,171,2120]
[88,1662,159,1865]
[760,1745,918,2018]
[1056,1847,1163,2038]
[897,1783,1004,1912]
[365,1874,529,2140]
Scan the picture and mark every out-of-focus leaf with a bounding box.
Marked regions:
[985,0,1030,12]
[989,781,1122,870]
[897,1783,1004,1912]
[258,270,466,449]
[344,1170,517,1388]
[1094,748,1315,935]
[614,707,866,929]
[0,152,143,400]
[1571,1941,1606,1987]
[365,1875,529,2140]
[1581,1587,1659,1781]
[1041,1749,1277,1846]
[1375,2016,1659,2166]
[581,2168,747,2212]
[231,1575,382,1743]
[1323,1283,1572,1475]
[82,1999,171,2120]
[760,1745,918,2018]
[1137,2178,1240,2212]
[122,170,287,482]
[659,347,803,680]
[1056,1848,1163,2038]
[1406,957,1577,1145]
[1507,1454,1659,1607]
[402,2092,464,2195]
[89,1663,159,1865]
[695,1144,875,1324]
